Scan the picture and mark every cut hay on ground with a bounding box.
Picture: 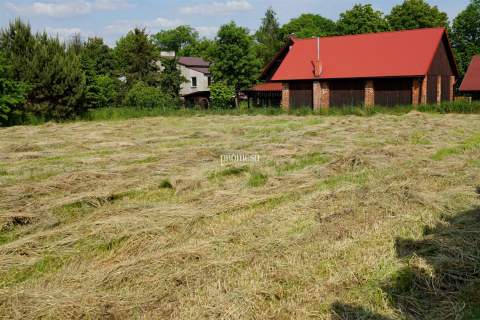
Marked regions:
[0,113,480,319]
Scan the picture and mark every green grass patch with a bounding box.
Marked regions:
[410,131,432,145]
[96,236,129,253]
[114,187,175,203]
[159,179,173,189]
[208,166,249,180]
[247,170,268,187]
[319,170,371,190]
[126,156,160,165]
[278,152,330,173]
[53,201,96,222]
[0,255,65,287]
[0,169,8,176]
[432,133,480,161]
[0,230,18,245]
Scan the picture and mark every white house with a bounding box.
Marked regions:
[177,57,211,107]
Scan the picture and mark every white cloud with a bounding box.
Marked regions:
[44,26,85,40]
[150,17,182,29]
[179,0,253,15]
[195,26,218,38]
[5,0,131,18]
[93,0,130,10]
[6,1,92,17]
[104,17,182,36]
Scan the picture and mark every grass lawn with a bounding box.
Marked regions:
[1,112,480,319]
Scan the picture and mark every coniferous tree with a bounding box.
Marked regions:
[114,28,159,87]
[255,7,282,65]
[0,52,29,125]
[0,19,86,120]
[27,33,86,118]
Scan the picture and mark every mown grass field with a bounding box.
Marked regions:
[1,112,480,319]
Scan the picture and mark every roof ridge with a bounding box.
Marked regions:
[293,27,445,41]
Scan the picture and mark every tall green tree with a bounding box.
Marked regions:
[0,20,86,120]
[179,38,216,61]
[337,4,390,35]
[279,13,337,39]
[153,25,199,53]
[211,22,261,101]
[0,52,29,125]
[255,7,282,65]
[387,0,449,31]
[27,33,86,118]
[81,37,116,76]
[80,37,119,108]
[115,28,159,86]
[0,19,36,81]
[159,58,186,98]
[451,0,480,76]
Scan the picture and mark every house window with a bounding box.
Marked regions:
[191,77,197,88]
[208,76,211,87]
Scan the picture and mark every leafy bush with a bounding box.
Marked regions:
[210,82,235,108]
[124,81,175,109]
[85,75,120,109]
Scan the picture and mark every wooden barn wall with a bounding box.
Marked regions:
[427,75,438,104]
[329,79,365,107]
[428,36,455,102]
[289,81,313,108]
[374,78,412,106]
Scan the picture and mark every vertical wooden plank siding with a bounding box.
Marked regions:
[427,36,455,103]
[374,78,412,106]
[427,75,438,104]
[441,75,451,102]
[329,79,365,107]
[289,81,313,108]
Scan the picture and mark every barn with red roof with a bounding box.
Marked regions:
[459,55,480,100]
[249,27,458,110]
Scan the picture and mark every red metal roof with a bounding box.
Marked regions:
[271,28,451,81]
[460,55,480,92]
[248,82,283,92]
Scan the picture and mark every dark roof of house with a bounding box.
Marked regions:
[178,57,210,75]
[460,55,480,92]
[178,57,209,67]
[267,28,458,81]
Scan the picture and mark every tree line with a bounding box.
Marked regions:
[1,0,479,125]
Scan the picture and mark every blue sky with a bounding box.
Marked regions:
[0,0,471,46]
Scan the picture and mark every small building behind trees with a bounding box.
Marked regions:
[459,55,480,100]
[248,27,458,110]
[178,57,212,107]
